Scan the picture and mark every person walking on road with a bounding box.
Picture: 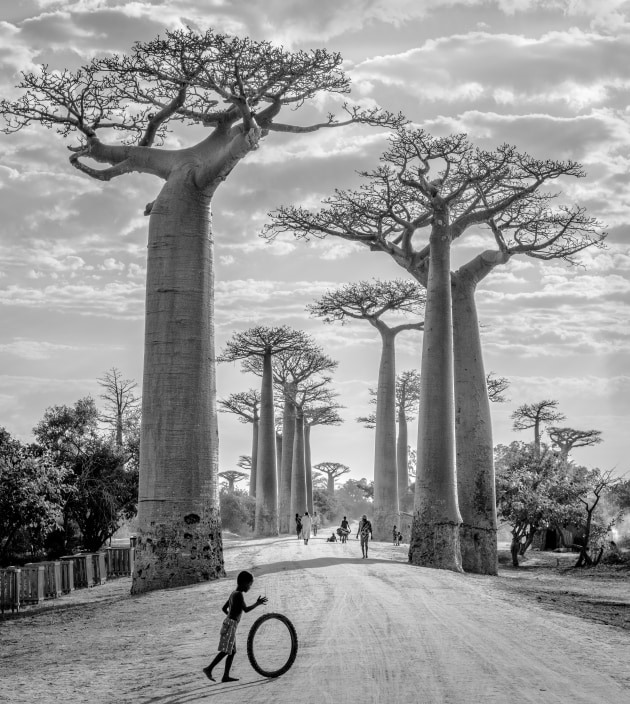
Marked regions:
[301,511,312,544]
[356,514,373,558]
[340,516,350,543]
[295,513,302,540]
[312,511,320,536]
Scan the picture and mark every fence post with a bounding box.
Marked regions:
[0,567,21,614]
[20,565,45,605]
[60,557,75,593]
[92,552,107,586]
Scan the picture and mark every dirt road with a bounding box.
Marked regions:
[1,535,628,704]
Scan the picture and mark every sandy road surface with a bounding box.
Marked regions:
[1,535,629,704]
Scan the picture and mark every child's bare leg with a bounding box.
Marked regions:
[222,652,238,682]
[203,652,226,680]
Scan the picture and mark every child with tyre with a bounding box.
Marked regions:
[203,570,268,683]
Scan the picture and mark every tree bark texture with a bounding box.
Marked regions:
[250,419,259,497]
[305,423,313,514]
[452,277,498,575]
[291,411,308,518]
[255,351,279,536]
[409,216,462,572]
[372,328,399,540]
[132,168,224,594]
[278,392,296,532]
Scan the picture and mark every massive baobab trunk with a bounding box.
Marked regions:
[373,326,399,539]
[291,410,308,517]
[256,350,279,536]
[133,172,224,593]
[452,273,497,575]
[279,389,296,532]
[409,212,462,572]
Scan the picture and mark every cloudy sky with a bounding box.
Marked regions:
[0,0,628,483]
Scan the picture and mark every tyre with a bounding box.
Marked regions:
[246,612,298,678]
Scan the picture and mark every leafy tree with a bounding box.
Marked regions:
[312,487,334,524]
[331,479,373,523]
[574,469,621,568]
[33,397,138,554]
[0,429,71,565]
[218,390,260,496]
[308,279,424,539]
[267,127,605,574]
[219,488,255,535]
[495,442,585,566]
[511,400,566,458]
[547,427,603,461]
[1,27,400,593]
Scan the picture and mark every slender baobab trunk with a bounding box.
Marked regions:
[133,171,225,594]
[305,423,313,513]
[452,274,497,575]
[396,403,409,504]
[249,418,258,497]
[291,409,307,518]
[276,432,283,484]
[255,350,278,536]
[327,473,335,495]
[409,213,462,572]
[279,388,296,532]
[372,326,399,539]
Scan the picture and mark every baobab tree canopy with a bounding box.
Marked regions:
[265,127,606,574]
[0,27,402,594]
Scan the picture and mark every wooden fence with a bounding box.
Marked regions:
[0,546,135,615]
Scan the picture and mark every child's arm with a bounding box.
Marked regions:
[243,595,268,613]
[221,599,230,615]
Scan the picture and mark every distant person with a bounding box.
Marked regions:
[203,570,267,683]
[340,516,350,543]
[392,525,398,545]
[356,514,373,558]
[312,511,320,536]
[295,513,302,540]
[302,511,312,545]
[327,532,337,542]
[398,531,403,545]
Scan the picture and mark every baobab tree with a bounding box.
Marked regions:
[218,390,260,496]
[266,127,605,573]
[220,326,308,536]
[288,380,338,518]
[314,462,351,494]
[242,341,337,532]
[218,470,248,493]
[357,369,421,502]
[97,368,140,451]
[548,427,603,460]
[1,28,400,593]
[308,279,424,539]
[304,402,344,510]
[512,400,566,458]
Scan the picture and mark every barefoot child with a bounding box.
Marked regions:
[203,570,268,683]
